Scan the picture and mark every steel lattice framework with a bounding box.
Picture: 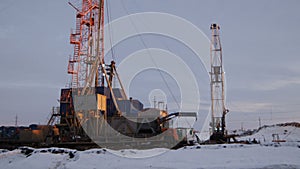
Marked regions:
[68,0,104,94]
[210,23,228,136]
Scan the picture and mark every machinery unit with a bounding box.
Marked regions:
[45,0,197,149]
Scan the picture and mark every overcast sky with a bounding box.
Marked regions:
[0,0,299,130]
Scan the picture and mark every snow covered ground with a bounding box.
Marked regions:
[1,145,299,169]
[239,123,300,146]
[1,124,300,169]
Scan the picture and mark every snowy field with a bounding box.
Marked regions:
[1,124,300,169]
[239,124,300,146]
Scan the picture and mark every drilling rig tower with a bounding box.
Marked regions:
[209,23,229,143]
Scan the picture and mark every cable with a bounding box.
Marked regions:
[105,0,116,61]
[120,1,180,110]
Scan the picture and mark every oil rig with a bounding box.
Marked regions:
[47,0,199,149]
[0,0,197,150]
[0,1,230,150]
[209,23,229,143]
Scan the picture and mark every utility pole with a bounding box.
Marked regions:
[241,122,244,131]
[153,96,157,109]
[15,114,18,127]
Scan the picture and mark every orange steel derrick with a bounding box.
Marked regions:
[68,0,104,91]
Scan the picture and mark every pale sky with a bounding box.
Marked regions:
[0,0,299,130]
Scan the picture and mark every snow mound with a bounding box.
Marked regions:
[238,122,300,147]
